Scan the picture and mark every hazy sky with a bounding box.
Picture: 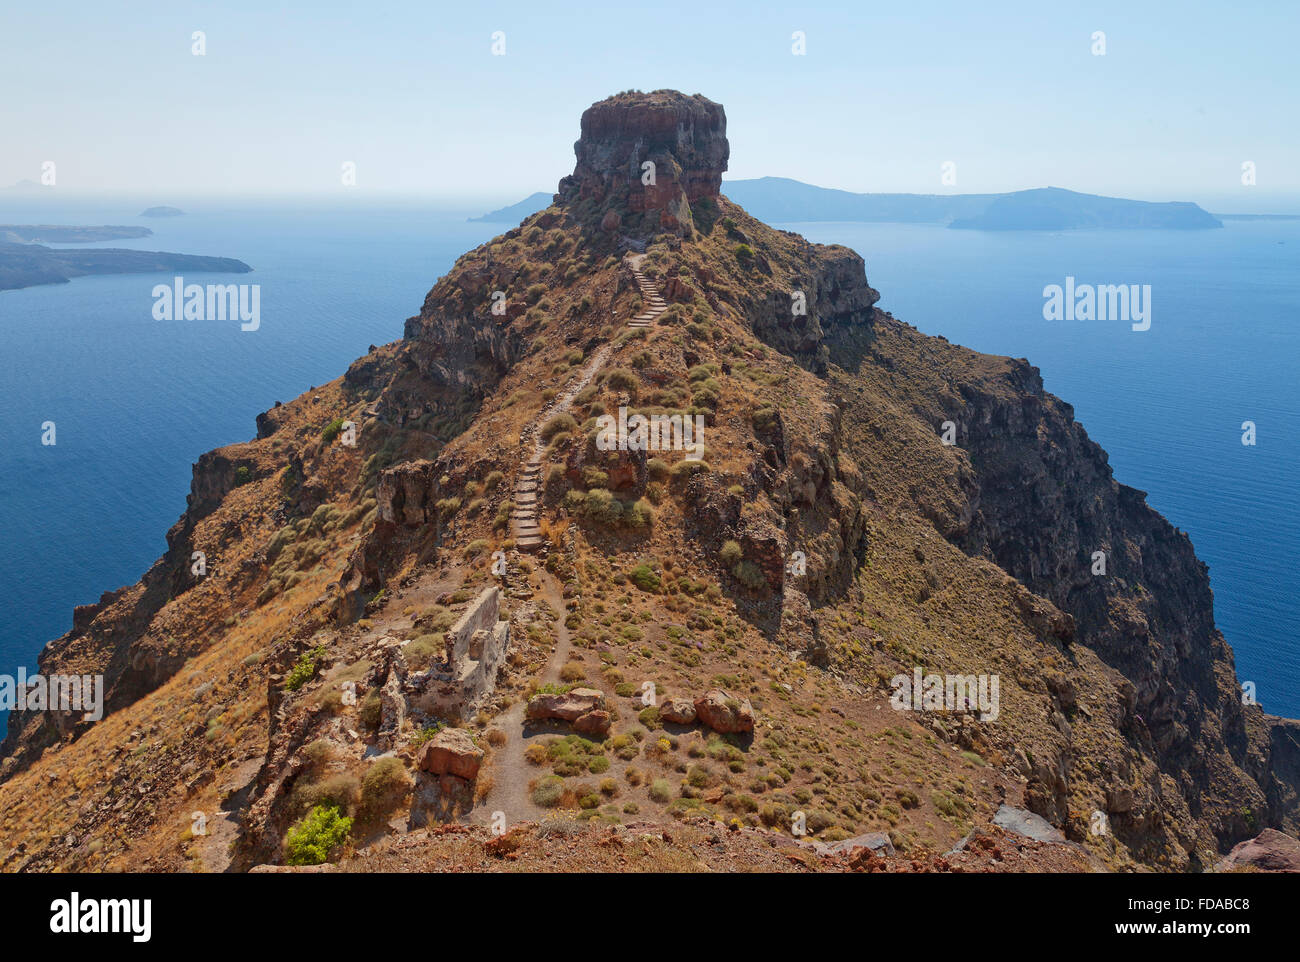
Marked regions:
[4,0,1298,210]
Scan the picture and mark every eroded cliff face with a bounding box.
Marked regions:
[2,90,1295,874]
[558,90,729,236]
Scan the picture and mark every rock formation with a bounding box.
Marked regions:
[2,90,1297,875]
[557,90,729,236]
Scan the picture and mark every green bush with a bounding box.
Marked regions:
[719,540,743,565]
[628,563,660,592]
[320,418,347,444]
[405,633,444,670]
[532,775,565,807]
[360,757,412,821]
[540,413,578,442]
[732,560,766,590]
[581,488,623,525]
[625,498,654,529]
[232,466,253,487]
[284,646,326,692]
[606,369,638,393]
[284,804,352,865]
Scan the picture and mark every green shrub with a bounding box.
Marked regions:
[752,406,779,432]
[649,779,672,803]
[625,498,654,529]
[320,418,346,444]
[719,540,743,565]
[284,804,352,865]
[732,560,766,589]
[405,633,444,670]
[541,413,578,442]
[360,757,412,821]
[232,466,253,487]
[284,645,326,692]
[532,775,565,807]
[606,369,638,393]
[628,563,660,592]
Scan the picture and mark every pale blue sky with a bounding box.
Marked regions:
[3,0,1297,210]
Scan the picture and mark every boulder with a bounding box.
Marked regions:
[573,710,612,737]
[415,727,483,781]
[659,697,697,725]
[991,804,1065,843]
[1216,829,1300,873]
[693,689,754,734]
[526,687,605,723]
[823,832,895,858]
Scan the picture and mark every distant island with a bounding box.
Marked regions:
[947,187,1222,230]
[0,241,251,291]
[473,178,1226,230]
[0,224,153,244]
[140,206,185,218]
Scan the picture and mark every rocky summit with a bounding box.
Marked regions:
[2,89,1297,874]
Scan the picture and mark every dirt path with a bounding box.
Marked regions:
[481,256,671,824]
[470,571,575,826]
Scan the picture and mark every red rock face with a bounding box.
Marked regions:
[557,90,729,234]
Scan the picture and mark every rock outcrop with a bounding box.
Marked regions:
[557,90,729,236]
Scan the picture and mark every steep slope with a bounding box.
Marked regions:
[2,90,1295,874]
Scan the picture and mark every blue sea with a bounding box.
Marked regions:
[1,198,1296,719]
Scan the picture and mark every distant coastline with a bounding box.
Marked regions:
[0,232,251,291]
[471,179,1295,230]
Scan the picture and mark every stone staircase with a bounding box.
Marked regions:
[627,254,668,329]
[509,258,667,552]
[511,345,610,552]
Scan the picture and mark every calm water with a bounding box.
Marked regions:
[1,199,1296,719]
